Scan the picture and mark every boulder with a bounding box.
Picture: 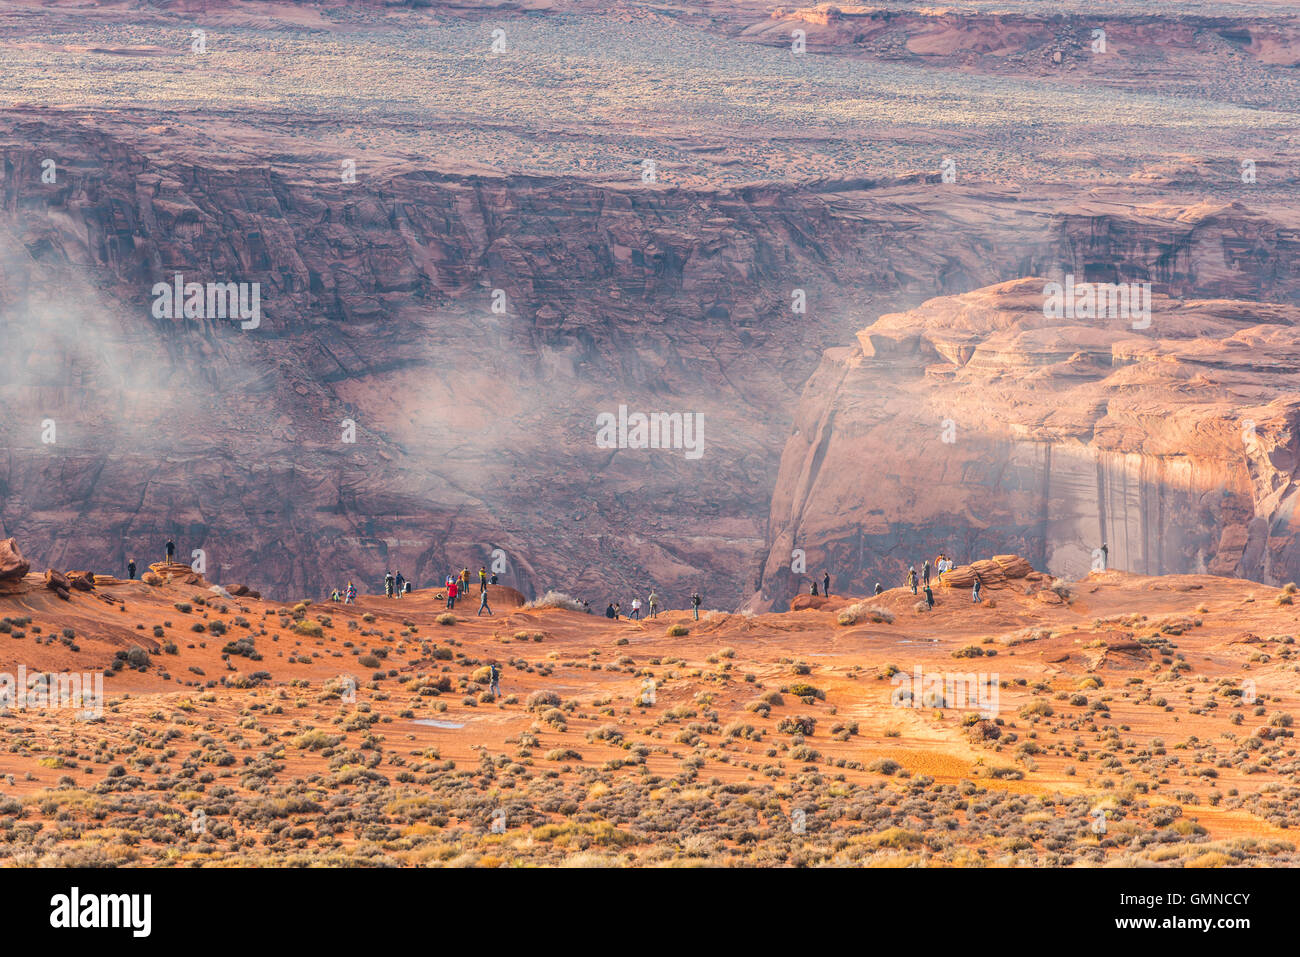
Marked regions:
[44,568,71,600]
[68,571,96,591]
[0,538,30,583]
[993,554,1033,579]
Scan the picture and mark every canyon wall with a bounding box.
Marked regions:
[3,116,1300,604]
[748,279,1300,610]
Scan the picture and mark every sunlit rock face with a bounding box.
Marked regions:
[749,278,1300,611]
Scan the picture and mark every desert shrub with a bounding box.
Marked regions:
[293,620,324,638]
[437,614,457,626]
[867,758,901,775]
[586,724,623,744]
[294,730,342,751]
[1019,700,1054,719]
[222,637,261,660]
[776,715,816,736]
[526,690,562,711]
[786,682,824,701]
[523,591,584,612]
[666,624,689,637]
[953,645,985,659]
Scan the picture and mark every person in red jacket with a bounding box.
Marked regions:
[447,579,458,610]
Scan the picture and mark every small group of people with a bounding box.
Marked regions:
[442,567,496,616]
[906,555,981,606]
[328,582,358,604]
[803,554,984,612]
[604,591,660,620]
[124,538,177,579]
[604,589,701,621]
[383,571,411,598]
[807,571,832,597]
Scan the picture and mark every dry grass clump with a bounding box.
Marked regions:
[838,602,893,625]
[524,591,584,612]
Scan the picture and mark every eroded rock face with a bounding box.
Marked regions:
[749,279,1300,611]
[3,116,1300,605]
[0,538,29,583]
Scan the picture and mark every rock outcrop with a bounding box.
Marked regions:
[0,538,28,582]
[749,279,1300,610]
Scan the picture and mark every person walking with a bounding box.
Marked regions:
[822,571,831,598]
[478,588,493,616]
[345,581,356,605]
[384,571,395,598]
[489,662,500,697]
[447,579,458,610]
[691,592,701,620]
[922,559,931,588]
[648,591,659,618]
[479,566,488,593]
[630,597,641,620]
[127,558,136,580]
[973,576,982,604]
[908,565,917,594]
[924,583,934,610]
[395,572,406,597]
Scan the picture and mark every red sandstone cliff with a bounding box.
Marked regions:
[748,278,1300,611]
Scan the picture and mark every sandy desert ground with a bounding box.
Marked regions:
[0,544,1298,867]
